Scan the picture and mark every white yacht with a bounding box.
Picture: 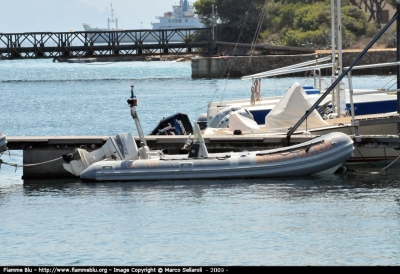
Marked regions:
[83,1,204,43]
[151,0,204,30]
[82,3,122,32]
[82,3,126,44]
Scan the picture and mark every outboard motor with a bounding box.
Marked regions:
[63,132,139,177]
[63,82,165,177]
[196,113,208,130]
[157,123,176,135]
[149,113,193,135]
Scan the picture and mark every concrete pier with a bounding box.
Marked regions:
[191,49,398,78]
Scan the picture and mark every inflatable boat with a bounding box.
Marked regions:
[62,83,354,182]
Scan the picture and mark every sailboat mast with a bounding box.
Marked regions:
[335,0,343,117]
[330,0,336,114]
[331,0,336,76]
[336,0,342,75]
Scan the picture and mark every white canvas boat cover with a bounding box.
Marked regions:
[228,112,260,131]
[264,82,328,133]
[202,111,260,136]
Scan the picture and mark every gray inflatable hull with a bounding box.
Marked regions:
[80,132,354,181]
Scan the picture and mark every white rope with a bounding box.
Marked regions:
[0,157,63,169]
[380,152,400,172]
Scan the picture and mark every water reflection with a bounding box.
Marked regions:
[18,169,400,201]
[2,168,400,266]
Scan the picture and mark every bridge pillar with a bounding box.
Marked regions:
[84,42,93,56]
[86,49,93,56]
[137,41,143,55]
[34,46,44,58]
[11,51,21,59]
[62,50,70,57]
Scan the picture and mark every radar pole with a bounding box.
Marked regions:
[127,82,147,147]
[108,3,118,29]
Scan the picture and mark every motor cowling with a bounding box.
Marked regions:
[63,132,139,177]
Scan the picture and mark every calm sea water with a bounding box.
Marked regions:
[1,59,400,266]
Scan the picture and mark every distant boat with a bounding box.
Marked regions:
[151,0,204,31]
[83,3,121,32]
[82,3,128,43]
[82,0,204,43]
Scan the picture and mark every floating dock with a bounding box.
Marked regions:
[4,133,400,180]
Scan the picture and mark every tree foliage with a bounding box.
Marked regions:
[194,0,267,43]
[194,0,374,49]
[348,0,393,27]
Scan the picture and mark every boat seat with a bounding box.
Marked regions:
[139,146,150,159]
[138,146,161,160]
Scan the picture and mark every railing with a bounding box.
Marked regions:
[346,61,400,135]
[286,11,399,141]
[241,56,333,91]
[0,28,213,59]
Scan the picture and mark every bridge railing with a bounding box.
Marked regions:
[0,28,213,59]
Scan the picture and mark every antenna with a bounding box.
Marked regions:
[108,3,118,29]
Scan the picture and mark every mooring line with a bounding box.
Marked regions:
[380,152,400,173]
[0,157,63,172]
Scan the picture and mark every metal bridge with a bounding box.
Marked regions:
[0,28,314,60]
[0,28,214,60]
